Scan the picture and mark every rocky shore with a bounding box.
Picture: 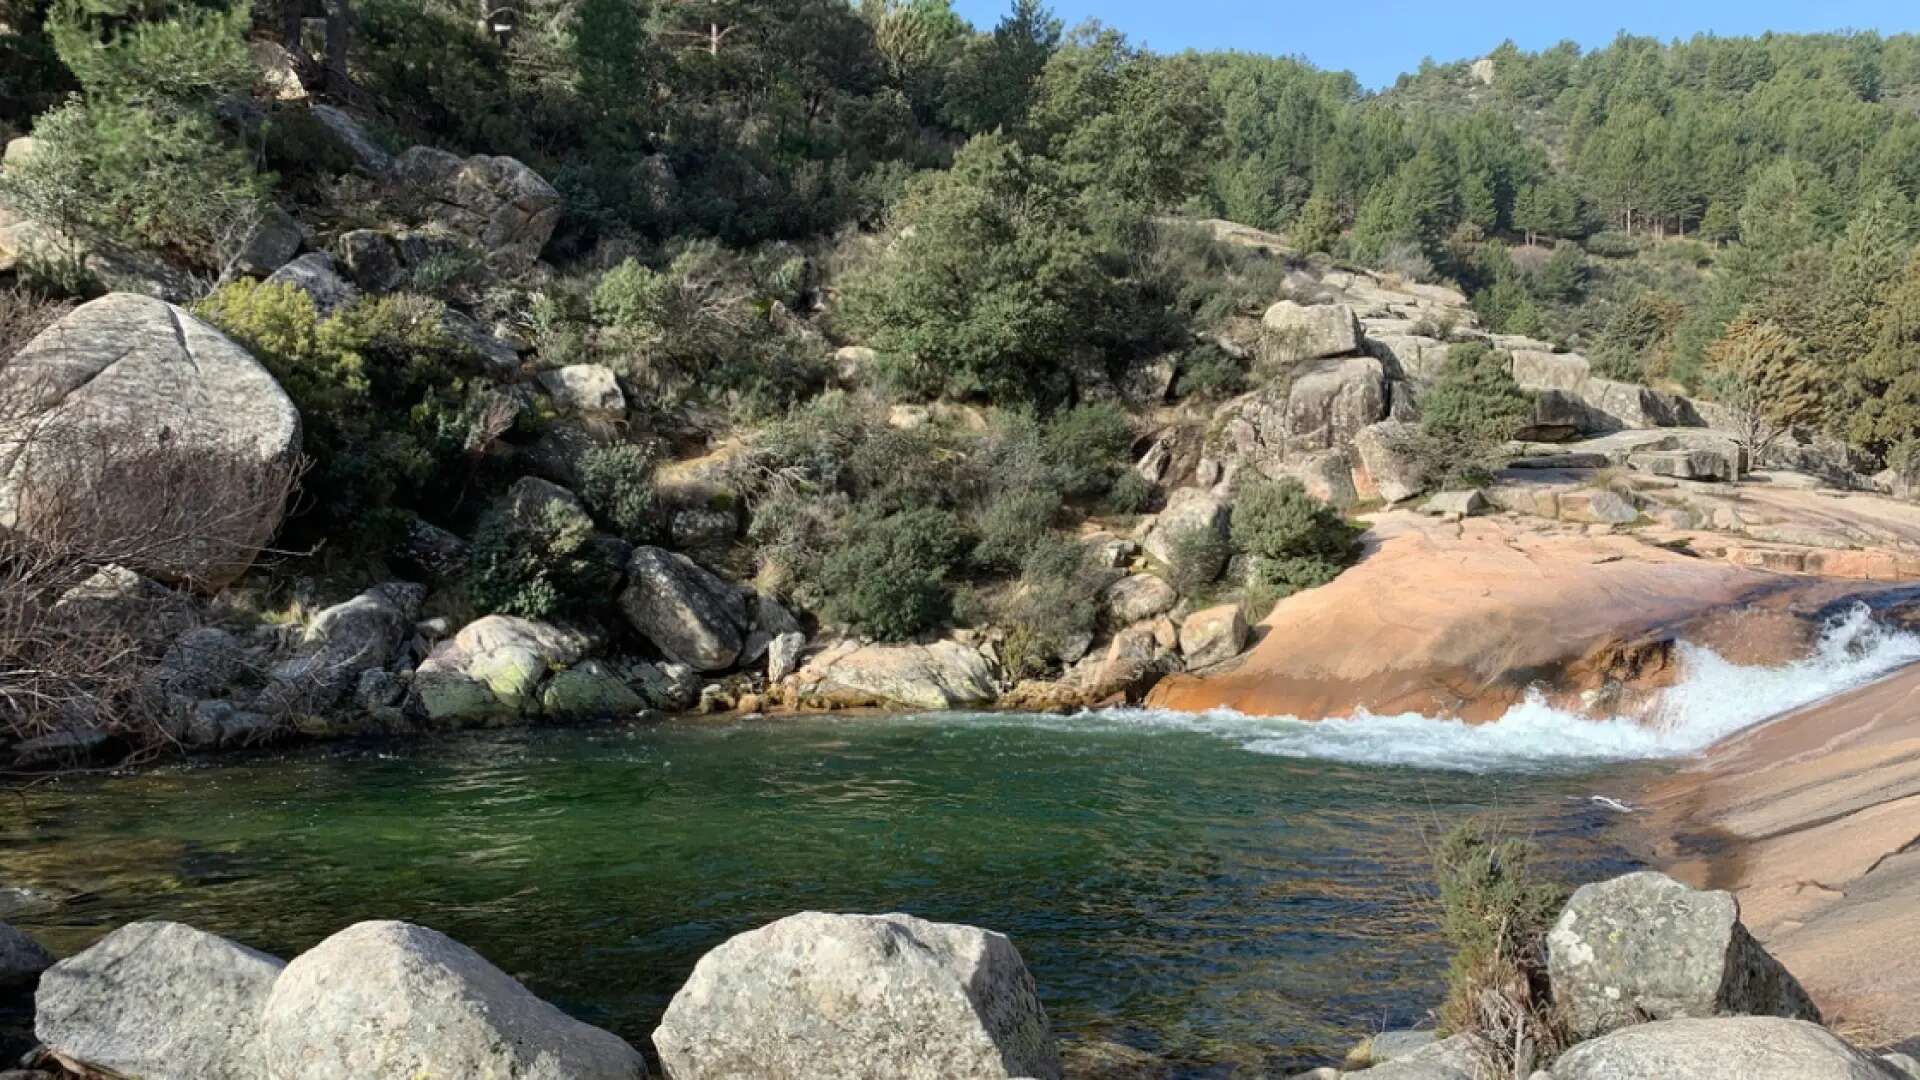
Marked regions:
[1,868,1913,1078]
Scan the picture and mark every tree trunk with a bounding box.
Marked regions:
[323,0,352,93]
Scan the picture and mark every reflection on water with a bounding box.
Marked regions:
[0,714,1646,1075]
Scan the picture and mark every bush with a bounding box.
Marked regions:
[816,508,972,641]
[575,444,659,542]
[1228,479,1363,590]
[1106,470,1154,514]
[993,537,1105,680]
[1432,819,1571,1073]
[1416,340,1534,487]
[195,281,494,540]
[973,488,1063,573]
[464,502,617,619]
[1042,402,1135,498]
[0,288,71,362]
[1173,343,1249,401]
[1582,231,1645,259]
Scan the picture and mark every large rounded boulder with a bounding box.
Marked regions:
[1550,1017,1896,1080]
[0,293,301,588]
[261,920,648,1079]
[618,547,749,673]
[35,921,286,1080]
[653,911,1061,1080]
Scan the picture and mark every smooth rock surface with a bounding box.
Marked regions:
[653,911,1059,1080]
[1261,300,1360,361]
[414,616,596,722]
[262,920,647,1079]
[798,640,999,710]
[265,252,359,316]
[1549,1017,1894,1080]
[0,921,52,990]
[1178,604,1248,668]
[1104,573,1178,625]
[36,921,285,1080]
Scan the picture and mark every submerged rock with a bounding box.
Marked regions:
[654,911,1059,1080]
[36,921,285,1080]
[0,921,52,990]
[262,920,647,1079]
[1547,871,1819,1040]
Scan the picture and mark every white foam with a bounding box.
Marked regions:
[1060,603,1920,774]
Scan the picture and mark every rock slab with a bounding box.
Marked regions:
[1549,1017,1895,1080]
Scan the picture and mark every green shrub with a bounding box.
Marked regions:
[1582,231,1645,259]
[1228,478,1363,590]
[464,502,617,619]
[195,281,490,539]
[1042,402,1135,498]
[973,488,1064,572]
[1173,343,1249,400]
[993,538,1105,680]
[1417,341,1534,487]
[1432,819,1571,1070]
[575,444,660,542]
[1106,470,1154,514]
[1164,525,1230,595]
[816,508,972,641]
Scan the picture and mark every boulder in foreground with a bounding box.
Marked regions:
[653,911,1060,1080]
[0,294,301,588]
[1547,870,1819,1040]
[0,921,52,990]
[262,920,648,1079]
[35,921,285,1080]
[1549,1017,1896,1080]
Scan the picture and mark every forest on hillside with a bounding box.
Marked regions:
[7,0,1920,664]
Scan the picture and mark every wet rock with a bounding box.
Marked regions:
[542,660,645,719]
[654,911,1058,1080]
[627,660,702,712]
[1547,871,1820,1040]
[263,920,647,1079]
[183,700,281,749]
[36,922,285,1080]
[0,922,52,990]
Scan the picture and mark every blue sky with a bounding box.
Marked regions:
[949,0,1918,89]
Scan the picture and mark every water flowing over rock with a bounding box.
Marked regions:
[1547,871,1820,1040]
[619,547,749,672]
[1549,1017,1895,1079]
[393,147,561,271]
[0,921,52,989]
[36,921,285,1080]
[262,920,648,1080]
[0,294,301,588]
[653,911,1060,1080]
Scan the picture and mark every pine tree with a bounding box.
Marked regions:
[1288,192,1341,255]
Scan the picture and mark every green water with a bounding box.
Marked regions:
[0,713,1645,1075]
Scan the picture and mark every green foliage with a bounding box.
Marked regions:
[195,281,492,540]
[972,488,1063,573]
[1164,526,1230,595]
[839,133,1159,408]
[1173,343,1249,401]
[1417,341,1533,486]
[1041,403,1134,498]
[991,535,1104,680]
[1288,193,1341,256]
[47,0,251,109]
[816,508,972,640]
[464,502,617,619]
[1227,479,1362,593]
[1105,470,1154,514]
[575,444,660,542]
[1432,819,1571,1065]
